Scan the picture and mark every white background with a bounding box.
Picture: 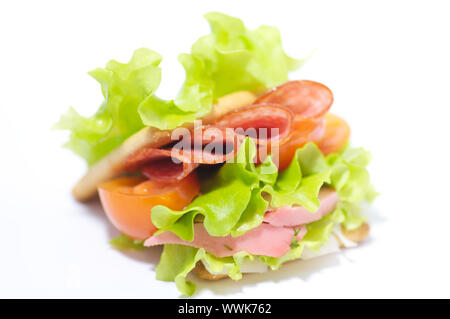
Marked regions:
[1,0,449,298]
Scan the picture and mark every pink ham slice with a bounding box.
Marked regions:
[144,223,307,258]
[144,188,337,258]
[264,188,339,227]
[124,104,294,183]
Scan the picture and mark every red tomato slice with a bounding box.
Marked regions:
[318,113,351,155]
[274,114,351,170]
[276,116,325,170]
[98,173,200,240]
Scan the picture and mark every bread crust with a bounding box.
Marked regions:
[193,261,228,281]
[341,222,370,243]
[72,91,257,201]
[195,222,370,281]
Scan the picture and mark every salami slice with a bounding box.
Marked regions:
[254,80,333,118]
[215,104,294,145]
[124,81,335,183]
[125,149,200,183]
[124,105,294,182]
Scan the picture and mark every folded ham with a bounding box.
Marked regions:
[145,223,307,258]
[145,189,338,258]
[264,188,338,227]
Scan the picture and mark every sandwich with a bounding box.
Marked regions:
[56,12,376,296]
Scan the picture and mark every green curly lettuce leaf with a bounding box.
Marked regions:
[109,233,145,251]
[156,245,253,296]
[150,138,272,240]
[260,145,377,269]
[262,143,331,212]
[54,48,162,164]
[151,140,342,241]
[156,244,205,296]
[151,142,375,245]
[154,143,376,295]
[184,12,302,98]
